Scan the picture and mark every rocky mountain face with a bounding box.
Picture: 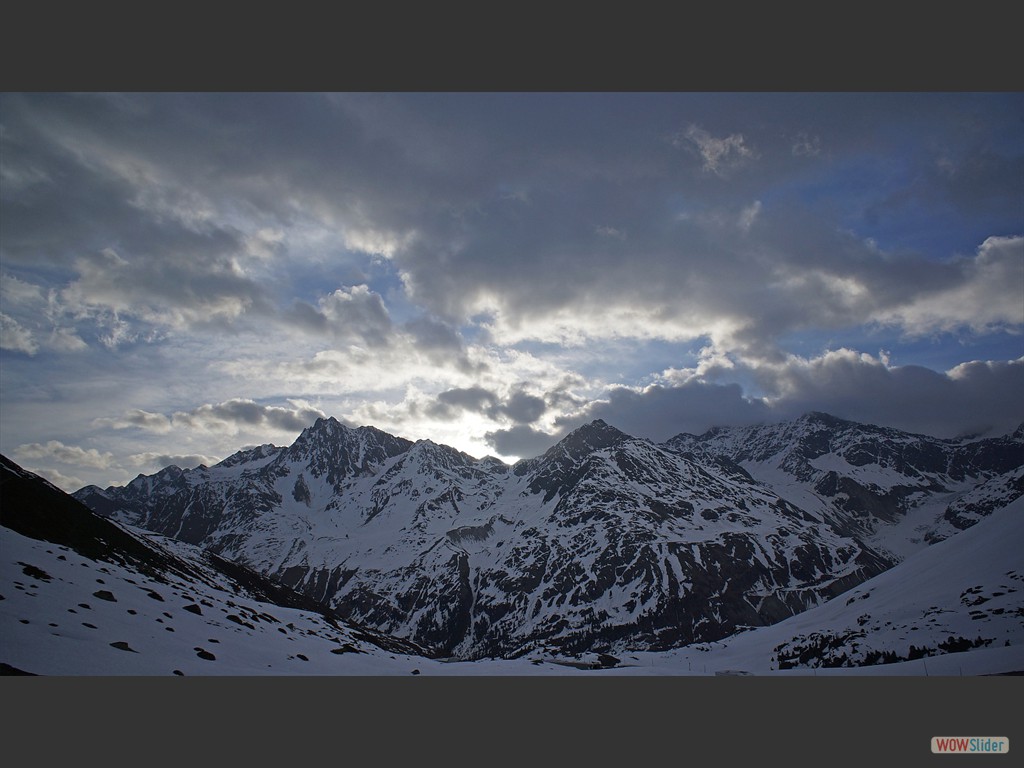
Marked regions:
[666,412,1024,560]
[72,414,1022,659]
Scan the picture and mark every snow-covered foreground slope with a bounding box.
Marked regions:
[1,525,432,676]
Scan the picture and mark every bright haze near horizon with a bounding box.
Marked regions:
[1,92,1022,492]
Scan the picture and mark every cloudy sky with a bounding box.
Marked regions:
[1,92,1022,491]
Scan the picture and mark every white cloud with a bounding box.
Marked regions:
[478,303,740,348]
[93,409,174,433]
[127,452,220,470]
[30,467,85,493]
[557,350,1024,443]
[48,326,88,352]
[595,225,626,240]
[1,272,45,306]
[2,274,100,353]
[244,227,286,263]
[342,226,415,259]
[873,236,1024,336]
[0,157,52,192]
[1,313,39,355]
[674,124,756,176]
[59,244,266,341]
[317,285,393,346]
[739,200,761,232]
[15,440,116,470]
[657,344,737,385]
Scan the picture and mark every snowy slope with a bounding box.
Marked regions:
[1,526,432,675]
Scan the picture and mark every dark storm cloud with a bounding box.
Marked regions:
[500,391,547,424]
[0,91,476,244]
[436,386,498,412]
[429,386,547,425]
[0,93,411,341]
[395,163,1012,354]
[366,94,1022,352]
[284,301,330,333]
[170,399,327,433]
[483,425,560,459]
[556,354,1024,443]
[558,381,773,442]
[427,386,496,420]
[759,353,1024,438]
[0,94,767,343]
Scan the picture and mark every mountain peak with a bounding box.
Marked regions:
[517,419,633,498]
[305,415,349,435]
[566,418,626,441]
[799,411,847,428]
[545,419,631,460]
[404,438,475,473]
[282,418,413,485]
[215,443,280,469]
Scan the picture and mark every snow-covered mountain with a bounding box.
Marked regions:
[667,412,1024,560]
[67,414,1022,661]
[6,452,1022,676]
[70,415,938,659]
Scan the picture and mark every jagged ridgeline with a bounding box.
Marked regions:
[73,414,1024,659]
